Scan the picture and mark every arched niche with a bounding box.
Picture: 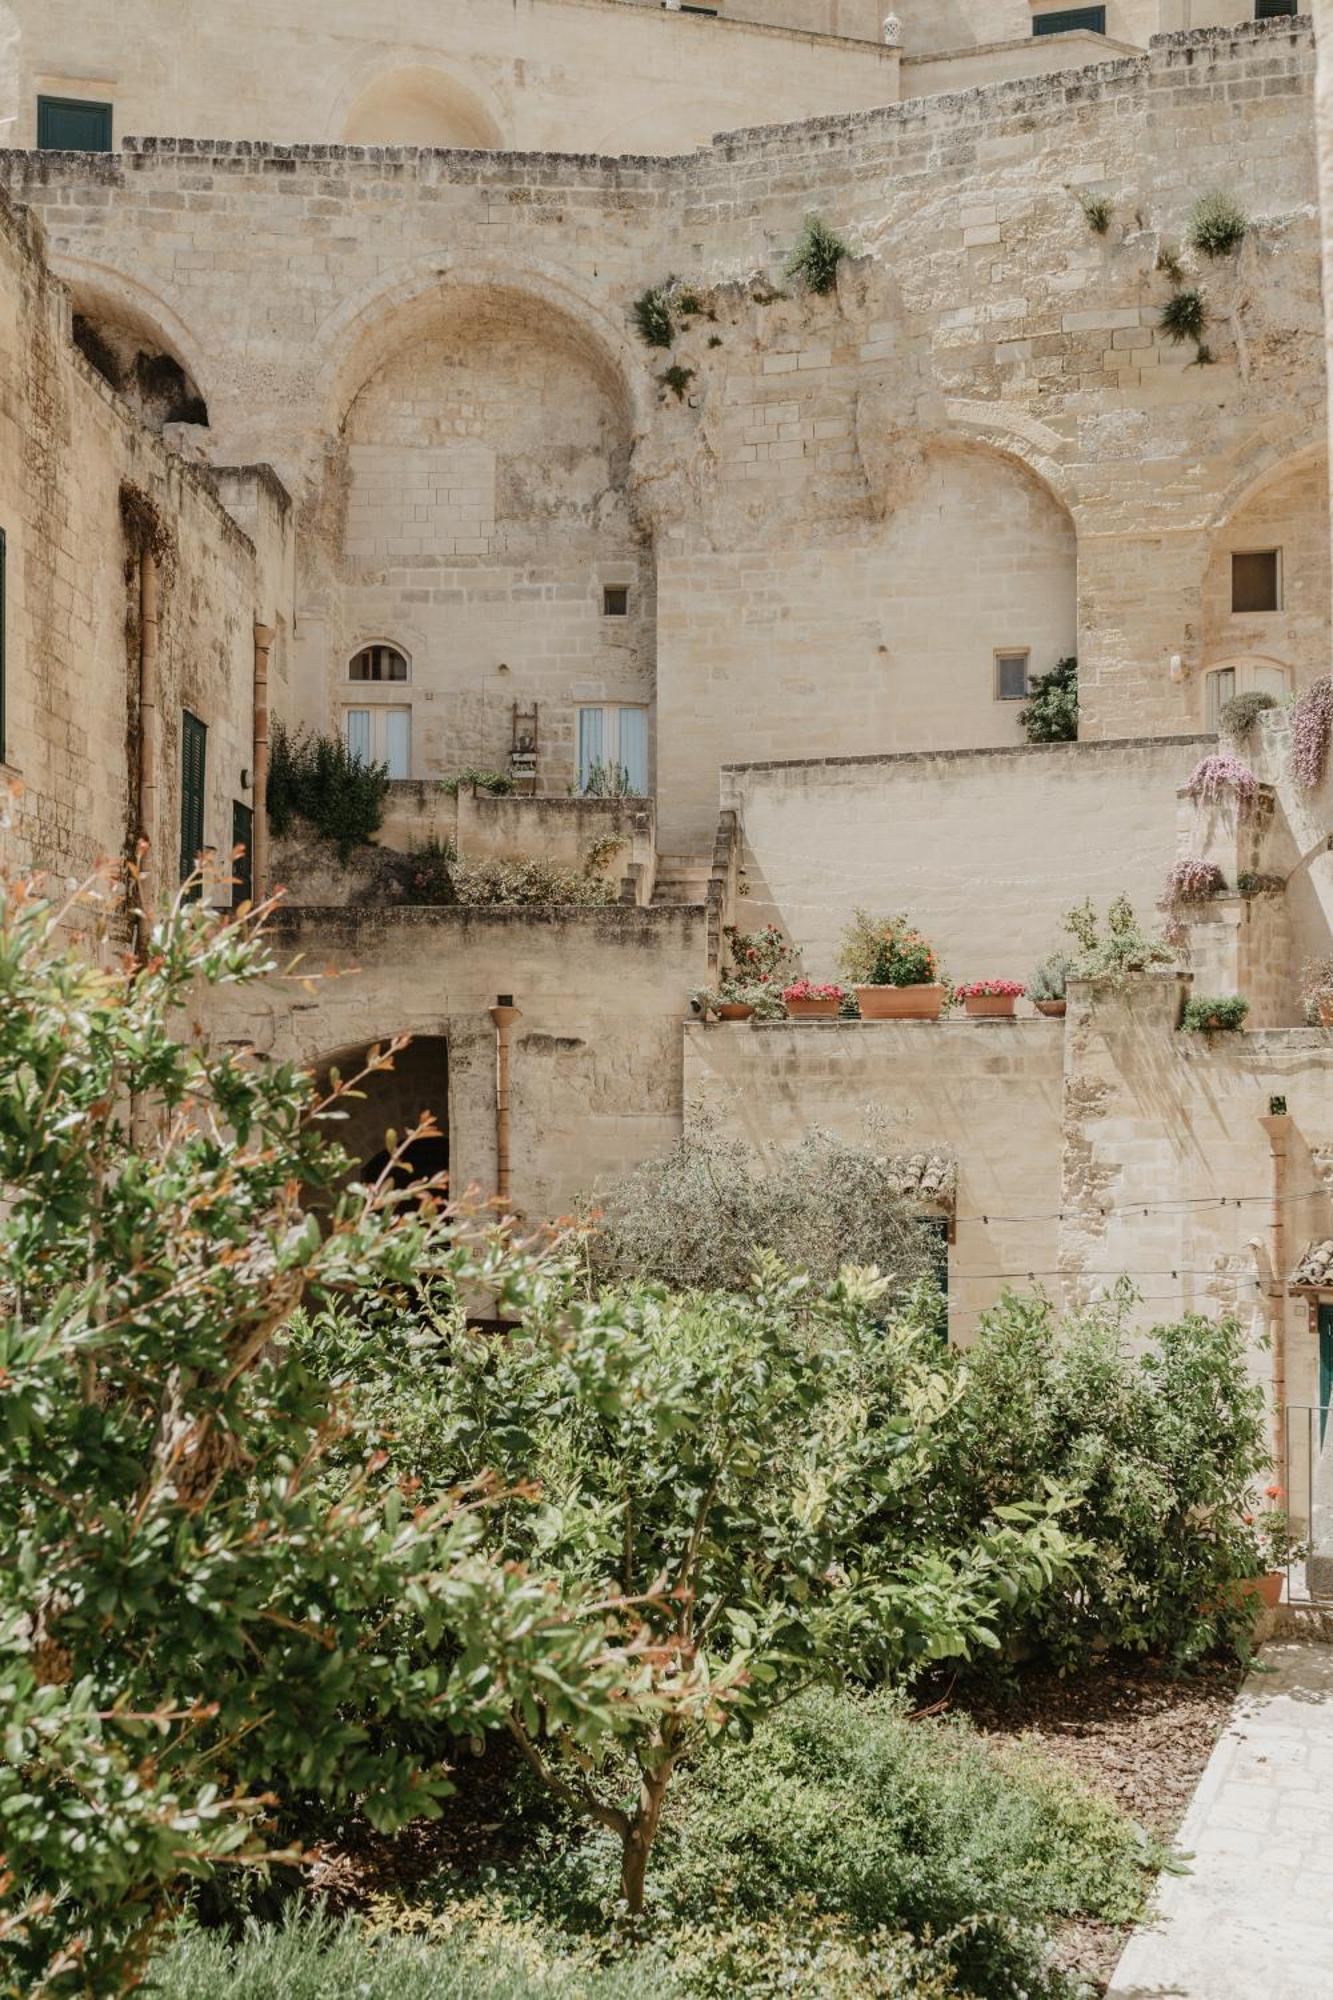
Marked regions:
[1202,450,1329,699]
[342,66,505,151]
[311,1036,451,1190]
[64,273,210,433]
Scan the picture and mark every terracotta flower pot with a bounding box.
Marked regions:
[785,997,841,1019]
[1237,1572,1285,1611]
[1035,1000,1067,1019]
[854,983,947,1022]
[964,994,1017,1020]
[717,1002,755,1022]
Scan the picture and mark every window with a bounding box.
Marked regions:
[1232,550,1281,614]
[37,96,113,151]
[602,586,630,618]
[231,801,254,908]
[345,705,410,779]
[349,643,409,683]
[994,651,1031,702]
[1205,660,1289,732]
[1256,1,1298,19]
[577,706,649,794]
[180,711,207,888]
[1033,7,1107,33]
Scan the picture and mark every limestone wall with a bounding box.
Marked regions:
[0,187,285,903]
[723,736,1209,987]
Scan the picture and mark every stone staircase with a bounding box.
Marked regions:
[652,851,712,906]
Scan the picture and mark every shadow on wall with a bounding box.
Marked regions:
[341,66,505,150]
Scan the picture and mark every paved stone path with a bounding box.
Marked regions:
[1110,1641,1333,2000]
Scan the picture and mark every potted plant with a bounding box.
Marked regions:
[1301,954,1333,1028]
[1029,953,1071,1019]
[1181,994,1249,1034]
[956,979,1025,1021]
[837,911,947,1022]
[1240,1491,1306,1611]
[782,980,847,1020]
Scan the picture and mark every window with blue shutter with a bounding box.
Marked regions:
[37,97,114,152]
[1033,7,1107,33]
[180,711,207,889]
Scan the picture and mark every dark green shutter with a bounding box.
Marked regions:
[1033,7,1107,33]
[231,801,254,908]
[1320,1306,1333,1443]
[37,97,114,152]
[180,711,207,889]
[1255,1,1297,19]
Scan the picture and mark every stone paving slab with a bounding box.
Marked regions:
[1109,1642,1333,2000]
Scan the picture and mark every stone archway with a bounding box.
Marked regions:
[313,1035,451,1190]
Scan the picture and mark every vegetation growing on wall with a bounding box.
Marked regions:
[1219,690,1278,739]
[785,214,851,296]
[267,723,389,860]
[1290,675,1333,790]
[1159,287,1208,346]
[1076,189,1114,235]
[1181,994,1250,1032]
[1188,191,1249,260]
[660,363,696,402]
[632,283,677,348]
[1185,751,1260,812]
[1019,655,1078,743]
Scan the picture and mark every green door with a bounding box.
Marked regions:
[37,96,114,152]
[231,801,253,909]
[180,711,207,890]
[1320,1306,1333,1443]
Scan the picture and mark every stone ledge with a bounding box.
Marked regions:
[721,734,1214,779]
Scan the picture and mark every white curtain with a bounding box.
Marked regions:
[384,708,411,780]
[617,707,648,794]
[578,707,605,791]
[345,709,371,765]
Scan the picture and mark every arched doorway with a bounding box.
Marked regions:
[312,1035,450,1192]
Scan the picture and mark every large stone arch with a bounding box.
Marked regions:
[53,257,213,435]
[332,61,506,152]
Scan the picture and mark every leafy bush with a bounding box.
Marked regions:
[1237,871,1284,895]
[582,759,637,798]
[1290,676,1333,791]
[1189,191,1248,259]
[1065,893,1175,985]
[1029,952,1072,1003]
[632,285,676,349]
[0,879,649,1994]
[838,911,942,988]
[441,767,514,798]
[922,1290,1271,1668]
[586,1123,944,1293]
[660,364,696,402]
[1181,993,1250,1032]
[1019,655,1078,743]
[388,834,458,904]
[785,215,851,296]
[267,723,389,860]
[1219,689,1278,738]
[1159,288,1207,344]
[1185,751,1260,811]
[451,856,620,905]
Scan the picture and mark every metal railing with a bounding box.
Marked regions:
[1283,1405,1333,1604]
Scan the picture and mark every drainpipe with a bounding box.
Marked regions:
[252,622,275,903]
[136,547,160,957]
[1260,1109,1292,1488]
[489,995,522,1208]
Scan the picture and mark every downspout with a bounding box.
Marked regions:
[1260,1110,1292,1488]
[252,622,275,903]
[136,547,160,958]
[489,996,522,1208]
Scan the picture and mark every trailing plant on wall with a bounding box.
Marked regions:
[1164,857,1227,904]
[1159,287,1208,345]
[1189,191,1248,260]
[1019,655,1078,744]
[660,362,696,401]
[267,723,389,861]
[1156,241,1184,283]
[1290,675,1333,791]
[1077,189,1113,235]
[1219,690,1278,739]
[1185,751,1260,812]
[632,282,677,348]
[785,214,851,296]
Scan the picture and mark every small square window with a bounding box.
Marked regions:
[1232,550,1280,615]
[995,652,1030,702]
[1033,7,1107,36]
[37,95,114,152]
[603,586,630,618]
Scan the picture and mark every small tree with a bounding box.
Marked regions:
[1019,656,1078,744]
[356,1263,1075,1914]
[0,876,656,1994]
[266,722,389,860]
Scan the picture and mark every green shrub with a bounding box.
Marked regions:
[1020,655,1078,743]
[388,834,458,904]
[581,758,636,798]
[1028,953,1072,1003]
[1065,892,1175,985]
[1077,190,1113,235]
[1220,690,1278,738]
[837,910,942,988]
[785,214,850,296]
[451,856,619,905]
[1159,288,1207,344]
[267,722,389,860]
[441,767,514,797]
[922,1289,1271,1669]
[1181,993,1250,1032]
[1189,191,1248,259]
[587,1122,944,1293]
[660,363,696,401]
[632,285,676,348]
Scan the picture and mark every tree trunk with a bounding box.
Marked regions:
[618,1762,673,1916]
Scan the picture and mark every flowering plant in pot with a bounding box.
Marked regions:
[693,981,787,1024]
[837,911,947,1021]
[781,979,848,1020]
[1239,1489,1308,1610]
[1029,953,1071,1018]
[955,979,1025,1021]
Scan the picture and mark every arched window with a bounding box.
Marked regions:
[1204,660,1290,733]
[349,643,409,684]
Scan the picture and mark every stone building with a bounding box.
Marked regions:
[2,3,1333,1508]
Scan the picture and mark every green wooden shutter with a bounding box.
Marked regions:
[180,711,207,889]
[1033,7,1107,33]
[231,800,254,908]
[1320,1306,1333,1443]
[1256,1,1297,19]
[37,97,114,152]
